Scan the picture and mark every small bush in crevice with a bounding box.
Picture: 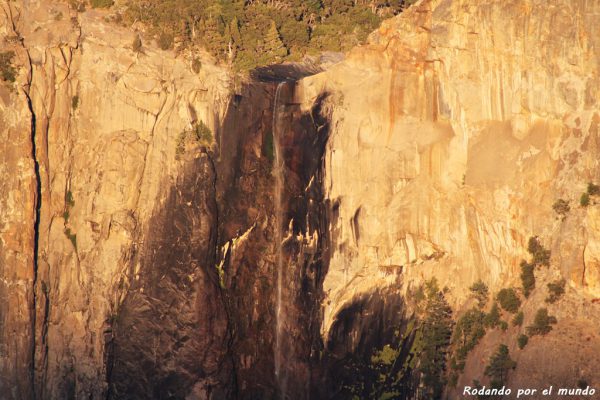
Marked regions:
[0,51,17,83]
[581,192,590,207]
[546,279,566,304]
[552,199,570,218]
[71,95,79,110]
[588,182,600,196]
[64,227,77,249]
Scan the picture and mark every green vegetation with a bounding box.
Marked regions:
[517,334,528,349]
[122,0,415,71]
[90,0,114,8]
[520,260,535,297]
[528,236,551,267]
[545,279,565,304]
[512,311,524,327]
[419,279,454,399]
[63,190,77,249]
[552,199,570,218]
[341,280,452,399]
[469,280,489,308]
[588,182,600,196]
[484,302,501,328]
[71,95,79,110]
[484,344,517,388]
[176,120,213,159]
[0,51,17,83]
[496,288,521,314]
[580,192,590,207]
[581,183,600,206]
[64,227,77,248]
[452,308,486,371]
[526,308,557,336]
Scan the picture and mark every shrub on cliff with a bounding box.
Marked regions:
[526,308,557,336]
[528,236,551,267]
[0,51,16,83]
[552,199,570,219]
[469,280,489,308]
[588,182,600,196]
[545,279,565,304]
[484,303,501,328]
[90,0,113,8]
[496,288,521,314]
[581,192,590,207]
[517,334,528,349]
[520,260,535,297]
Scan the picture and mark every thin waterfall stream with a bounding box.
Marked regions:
[272,81,286,397]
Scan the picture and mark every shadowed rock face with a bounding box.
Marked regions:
[107,154,231,399]
[214,81,331,399]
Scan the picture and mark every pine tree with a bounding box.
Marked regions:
[484,344,516,387]
[263,20,288,63]
[419,281,453,399]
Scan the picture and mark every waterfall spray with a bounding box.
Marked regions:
[272,81,286,397]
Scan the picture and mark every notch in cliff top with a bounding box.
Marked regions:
[250,53,343,82]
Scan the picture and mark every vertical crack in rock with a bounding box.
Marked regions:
[23,57,41,400]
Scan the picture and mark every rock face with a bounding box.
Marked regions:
[297,0,600,393]
[1,0,600,399]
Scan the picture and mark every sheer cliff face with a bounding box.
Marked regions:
[0,2,233,398]
[2,0,600,398]
[298,0,600,390]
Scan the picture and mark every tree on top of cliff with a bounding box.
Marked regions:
[122,0,412,71]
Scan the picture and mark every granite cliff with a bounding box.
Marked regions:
[0,0,599,399]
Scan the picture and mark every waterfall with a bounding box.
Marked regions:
[272,81,286,397]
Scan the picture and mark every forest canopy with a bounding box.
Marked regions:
[122,0,417,70]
